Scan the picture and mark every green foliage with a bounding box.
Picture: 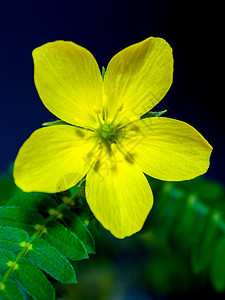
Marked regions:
[0,276,25,300]
[63,210,95,254]
[13,259,55,300]
[0,227,29,252]
[142,176,225,294]
[0,249,16,273]
[141,109,167,118]
[0,175,95,300]
[1,171,225,299]
[211,238,225,291]
[0,175,23,205]
[42,120,72,127]
[64,176,225,299]
[43,221,88,261]
[101,66,106,79]
[26,238,77,283]
[0,207,44,234]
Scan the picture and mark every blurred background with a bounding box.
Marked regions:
[0,0,224,299]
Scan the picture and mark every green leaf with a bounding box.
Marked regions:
[13,258,55,300]
[190,212,220,274]
[43,221,89,260]
[102,66,106,79]
[6,192,57,211]
[0,248,16,273]
[0,207,44,235]
[188,194,210,216]
[0,277,25,300]
[151,182,185,236]
[6,193,58,212]
[42,120,72,127]
[169,195,205,254]
[69,184,79,197]
[142,109,167,119]
[211,238,225,292]
[63,210,95,254]
[26,238,77,284]
[196,179,224,201]
[0,176,22,206]
[0,226,30,252]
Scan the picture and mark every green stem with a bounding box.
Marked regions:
[1,246,28,284]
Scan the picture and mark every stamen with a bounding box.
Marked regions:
[93,145,103,161]
[111,143,117,153]
[93,105,103,125]
[110,102,124,125]
[93,106,101,115]
[84,132,95,140]
[96,114,103,125]
[125,155,134,163]
[109,157,117,170]
[126,130,138,137]
[129,115,140,123]
[125,148,136,155]
[117,103,124,112]
[114,141,134,164]
[86,142,101,161]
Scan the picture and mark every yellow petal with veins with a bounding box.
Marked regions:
[33,41,103,129]
[121,117,213,181]
[104,37,173,125]
[85,149,153,239]
[14,125,96,193]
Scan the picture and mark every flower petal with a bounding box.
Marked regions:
[85,149,153,239]
[33,41,103,129]
[121,117,213,181]
[13,125,96,193]
[103,37,173,124]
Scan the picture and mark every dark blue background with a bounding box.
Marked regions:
[0,0,223,183]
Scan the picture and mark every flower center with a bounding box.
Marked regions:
[88,96,141,160]
[97,123,117,141]
[92,94,124,143]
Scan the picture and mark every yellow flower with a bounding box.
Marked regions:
[13,37,212,239]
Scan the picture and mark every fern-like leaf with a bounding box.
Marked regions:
[0,176,95,300]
